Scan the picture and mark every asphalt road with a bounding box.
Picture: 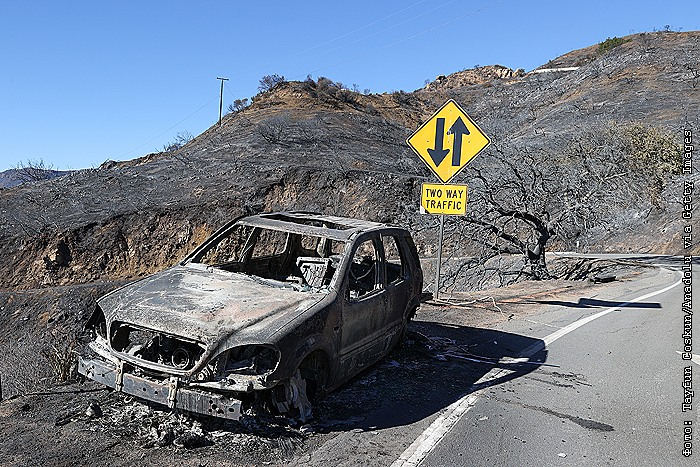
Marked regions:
[397,256,696,466]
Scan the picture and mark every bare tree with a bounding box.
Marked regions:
[12,158,56,182]
[451,123,681,282]
[673,51,700,88]
[258,74,285,93]
[162,131,194,152]
[257,112,291,144]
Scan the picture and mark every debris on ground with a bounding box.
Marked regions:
[408,331,558,368]
[85,399,102,419]
[426,296,503,313]
[85,394,309,455]
[590,274,616,283]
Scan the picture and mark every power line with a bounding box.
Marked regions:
[114,95,218,160]
[218,0,490,103]
[294,0,459,65]
[117,0,504,161]
[123,3,437,149]
[292,0,506,82]
[228,0,433,79]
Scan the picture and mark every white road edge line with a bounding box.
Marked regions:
[392,276,682,467]
[675,351,700,366]
[520,277,682,358]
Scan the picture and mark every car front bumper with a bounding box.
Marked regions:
[78,355,242,420]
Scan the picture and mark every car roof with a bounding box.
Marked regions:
[237,211,403,242]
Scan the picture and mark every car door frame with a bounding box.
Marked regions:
[379,231,414,341]
[337,231,390,380]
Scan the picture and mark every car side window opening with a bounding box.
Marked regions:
[348,239,381,300]
[382,235,406,285]
[250,228,289,259]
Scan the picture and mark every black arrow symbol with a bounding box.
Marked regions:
[447,117,470,166]
[427,117,450,166]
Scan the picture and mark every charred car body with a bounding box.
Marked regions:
[79,212,423,420]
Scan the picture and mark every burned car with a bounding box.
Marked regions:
[79,211,423,420]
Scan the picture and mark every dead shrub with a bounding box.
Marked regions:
[392,90,415,106]
[335,88,356,104]
[258,113,291,144]
[41,328,78,383]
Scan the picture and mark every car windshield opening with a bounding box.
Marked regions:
[192,224,345,289]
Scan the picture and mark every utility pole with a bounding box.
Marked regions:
[217,77,229,127]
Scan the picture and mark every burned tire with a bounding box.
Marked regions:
[272,369,313,422]
[399,306,417,343]
[271,351,328,422]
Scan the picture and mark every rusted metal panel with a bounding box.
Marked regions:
[78,356,242,419]
[98,266,326,351]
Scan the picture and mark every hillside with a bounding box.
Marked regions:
[0,31,697,291]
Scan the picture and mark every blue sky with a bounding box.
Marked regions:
[1,0,698,172]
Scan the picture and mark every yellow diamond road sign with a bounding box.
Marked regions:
[407,99,490,183]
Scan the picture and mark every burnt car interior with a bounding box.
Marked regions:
[188,214,389,294]
[192,225,345,289]
[348,239,379,299]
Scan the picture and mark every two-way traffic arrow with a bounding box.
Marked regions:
[407,99,490,184]
[426,116,470,167]
[427,118,450,166]
[447,117,470,166]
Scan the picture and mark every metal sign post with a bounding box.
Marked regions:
[434,214,445,300]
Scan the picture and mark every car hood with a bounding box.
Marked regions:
[98,264,327,347]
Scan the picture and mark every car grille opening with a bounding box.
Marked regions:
[110,323,204,371]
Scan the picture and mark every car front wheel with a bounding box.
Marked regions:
[271,352,328,422]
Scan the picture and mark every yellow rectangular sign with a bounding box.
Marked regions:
[420,183,468,215]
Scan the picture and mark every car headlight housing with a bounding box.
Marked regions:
[194,344,281,383]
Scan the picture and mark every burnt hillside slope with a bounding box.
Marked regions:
[0,31,697,290]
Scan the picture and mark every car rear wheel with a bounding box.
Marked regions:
[400,306,417,342]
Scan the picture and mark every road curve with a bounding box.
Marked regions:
[395,256,696,466]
